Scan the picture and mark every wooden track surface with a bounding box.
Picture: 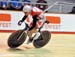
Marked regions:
[0,33,75,57]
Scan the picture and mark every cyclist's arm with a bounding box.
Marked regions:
[20,15,28,22]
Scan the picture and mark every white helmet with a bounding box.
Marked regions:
[23,5,32,12]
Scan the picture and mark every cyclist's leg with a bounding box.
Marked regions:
[27,15,39,43]
[29,15,38,31]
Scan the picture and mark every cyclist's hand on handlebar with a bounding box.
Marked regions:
[45,20,49,24]
[18,20,22,26]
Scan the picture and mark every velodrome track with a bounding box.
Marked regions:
[0,33,75,57]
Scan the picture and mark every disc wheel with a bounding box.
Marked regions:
[8,30,27,48]
[33,31,51,48]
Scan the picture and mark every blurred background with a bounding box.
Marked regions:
[0,0,75,14]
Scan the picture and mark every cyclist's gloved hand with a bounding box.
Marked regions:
[18,20,22,26]
[45,20,49,24]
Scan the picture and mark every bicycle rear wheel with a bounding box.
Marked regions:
[33,31,51,48]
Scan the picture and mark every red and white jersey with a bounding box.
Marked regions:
[25,7,43,28]
[25,14,43,28]
[31,7,43,16]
